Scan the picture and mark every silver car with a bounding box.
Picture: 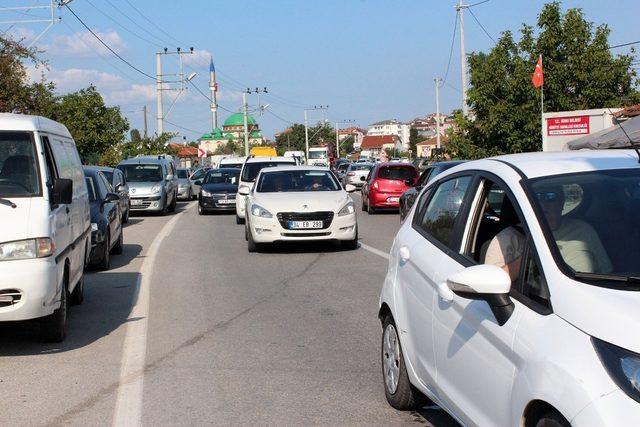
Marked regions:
[342,162,374,187]
[117,157,178,215]
[176,167,193,200]
[189,167,210,198]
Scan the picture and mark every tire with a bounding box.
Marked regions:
[247,226,260,252]
[342,226,358,250]
[160,197,168,216]
[112,228,123,255]
[98,232,111,271]
[70,274,84,306]
[534,411,570,427]
[244,224,249,241]
[40,277,69,343]
[122,205,129,224]
[381,315,428,410]
[368,199,375,215]
[236,214,245,225]
[198,204,205,215]
[168,192,177,212]
[361,198,366,212]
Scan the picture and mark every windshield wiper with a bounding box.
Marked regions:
[0,198,17,208]
[573,272,640,284]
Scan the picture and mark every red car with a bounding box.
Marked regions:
[361,162,418,214]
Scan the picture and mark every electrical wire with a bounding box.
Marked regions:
[103,0,170,47]
[121,0,188,47]
[442,10,459,86]
[468,8,496,45]
[609,40,640,50]
[186,79,237,114]
[163,118,204,135]
[265,108,295,125]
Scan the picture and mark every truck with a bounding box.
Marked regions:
[308,145,335,168]
[250,146,277,157]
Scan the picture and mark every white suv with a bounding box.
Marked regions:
[379,150,640,426]
[235,156,296,224]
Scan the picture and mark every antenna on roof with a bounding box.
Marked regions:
[608,107,640,164]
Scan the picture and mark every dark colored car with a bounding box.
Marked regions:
[95,166,130,223]
[84,167,123,270]
[361,162,419,214]
[197,168,241,215]
[398,160,466,221]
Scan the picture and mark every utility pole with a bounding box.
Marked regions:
[456,0,469,117]
[0,0,63,48]
[335,119,355,159]
[434,78,442,149]
[304,105,329,161]
[243,87,268,156]
[143,105,148,138]
[155,47,194,135]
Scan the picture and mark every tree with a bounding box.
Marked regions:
[49,86,129,162]
[447,1,639,159]
[408,127,420,158]
[339,136,355,155]
[274,122,337,155]
[213,140,242,155]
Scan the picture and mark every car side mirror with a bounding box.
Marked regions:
[52,178,73,205]
[194,180,202,186]
[104,192,120,203]
[444,264,514,326]
[166,174,174,181]
[344,184,356,193]
[238,186,250,196]
[115,184,125,192]
[360,176,366,182]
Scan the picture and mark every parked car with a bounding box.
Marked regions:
[176,167,193,200]
[189,167,210,198]
[335,162,351,182]
[0,114,90,342]
[399,160,466,221]
[219,156,245,169]
[235,156,297,224]
[379,150,640,426]
[241,166,358,252]
[342,162,373,188]
[83,167,123,270]
[117,156,178,215]
[361,163,418,214]
[197,168,241,215]
[95,166,130,223]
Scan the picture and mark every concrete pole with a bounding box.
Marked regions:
[335,121,340,159]
[304,109,309,163]
[156,53,163,134]
[143,105,148,138]
[458,0,469,117]
[434,77,442,149]
[243,91,249,156]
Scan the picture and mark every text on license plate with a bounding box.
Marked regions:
[217,199,235,204]
[288,220,323,229]
[131,199,143,206]
[387,197,399,203]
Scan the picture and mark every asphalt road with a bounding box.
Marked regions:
[0,193,458,426]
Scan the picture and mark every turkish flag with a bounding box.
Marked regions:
[532,55,544,88]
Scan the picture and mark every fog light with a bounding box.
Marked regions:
[340,225,355,232]
[255,228,271,235]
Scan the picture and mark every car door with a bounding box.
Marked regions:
[97,172,120,243]
[43,137,73,262]
[431,175,528,426]
[112,170,127,212]
[394,173,476,395]
[361,167,374,200]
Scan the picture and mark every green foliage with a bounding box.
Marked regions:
[447,1,639,159]
[214,140,242,155]
[274,122,336,155]
[408,127,420,158]
[339,136,355,155]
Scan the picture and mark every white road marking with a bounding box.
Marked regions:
[359,242,390,260]
[112,202,195,427]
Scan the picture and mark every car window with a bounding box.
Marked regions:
[241,161,295,182]
[85,176,97,202]
[377,166,417,181]
[414,175,473,249]
[520,242,550,310]
[98,172,113,193]
[417,168,432,187]
[177,169,189,179]
[118,164,163,182]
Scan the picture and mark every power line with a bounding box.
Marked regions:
[63,3,157,81]
[442,10,459,85]
[265,108,295,125]
[163,118,204,135]
[467,0,491,7]
[609,40,640,50]
[186,79,237,114]
[103,0,170,47]
[467,7,496,45]
[121,0,188,47]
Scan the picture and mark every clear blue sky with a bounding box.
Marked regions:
[9,0,639,140]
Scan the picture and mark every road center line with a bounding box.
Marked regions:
[112,202,195,427]
[359,242,390,260]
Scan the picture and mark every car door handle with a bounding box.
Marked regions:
[398,246,410,263]
[436,281,454,302]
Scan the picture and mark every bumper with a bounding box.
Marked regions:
[236,194,247,219]
[346,177,365,187]
[0,257,59,321]
[370,191,403,208]
[129,195,165,212]
[249,212,357,243]
[177,187,191,199]
[200,196,237,210]
[571,389,640,426]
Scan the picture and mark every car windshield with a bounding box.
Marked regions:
[118,164,163,182]
[377,166,417,180]
[257,170,340,192]
[85,176,98,202]
[349,164,372,171]
[101,170,114,183]
[529,168,640,286]
[308,150,326,159]
[0,132,40,198]
[221,163,243,169]
[204,170,239,184]
[176,169,189,179]
[191,168,207,180]
[338,163,350,171]
[241,161,293,182]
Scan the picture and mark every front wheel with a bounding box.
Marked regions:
[236,214,245,225]
[342,226,358,250]
[168,192,177,212]
[247,226,261,252]
[534,411,570,427]
[381,315,428,410]
[112,228,123,255]
[368,200,375,215]
[70,275,84,306]
[122,206,130,223]
[40,281,68,342]
[98,232,111,271]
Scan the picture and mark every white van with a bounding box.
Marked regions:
[0,114,90,342]
[219,156,246,169]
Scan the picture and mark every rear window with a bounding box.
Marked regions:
[349,164,372,171]
[118,164,163,182]
[241,161,294,182]
[176,169,189,179]
[0,132,40,197]
[377,166,417,181]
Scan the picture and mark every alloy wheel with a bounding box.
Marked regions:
[383,324,401,394]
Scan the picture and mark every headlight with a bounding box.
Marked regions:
[150,184,161,194]
[91,222,98,232]
[338,201,355,216]
[0,238,55,261]
[201,189,213,197]
[593,337,640,403]
[250,203,272,218]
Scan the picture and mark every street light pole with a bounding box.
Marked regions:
[456,0,469,117]
[243,91,249,156]
[434,77,442,149]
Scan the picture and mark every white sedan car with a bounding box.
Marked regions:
[240,166,358,252]
[379,150,640,426]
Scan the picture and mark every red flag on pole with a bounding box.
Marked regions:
[532,55,544,88]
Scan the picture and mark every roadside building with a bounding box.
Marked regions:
[337,126,366,151]
[367,119,411,150]
[416,135,448,158]
[360,134,402,157]
[168,143,200,168]
[199,112,264,155]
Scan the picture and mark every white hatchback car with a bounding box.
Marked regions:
[240,166,358,252]
[379,150,640,426]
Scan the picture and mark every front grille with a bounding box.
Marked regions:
[276,211,334,230]
[0,289,22,308]
[130,196,161,209]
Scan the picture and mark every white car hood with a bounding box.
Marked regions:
[554,279,640,353]
[254,191,350,213]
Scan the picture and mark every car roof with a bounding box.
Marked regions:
[118,157,167,165]
[220,156,245,162]
[376,162,417,168]
[245,156,296,164]
[207,167,240,173]
[260,165,329,173]
[82,166,104,176]
[485,150,640,179]
[0,113,73,138]
[90,166,116,172]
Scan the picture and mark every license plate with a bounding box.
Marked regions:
[217,199,235,204]
[131,199,143,206]
[387,197,399,203]
[288,220,323,229]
